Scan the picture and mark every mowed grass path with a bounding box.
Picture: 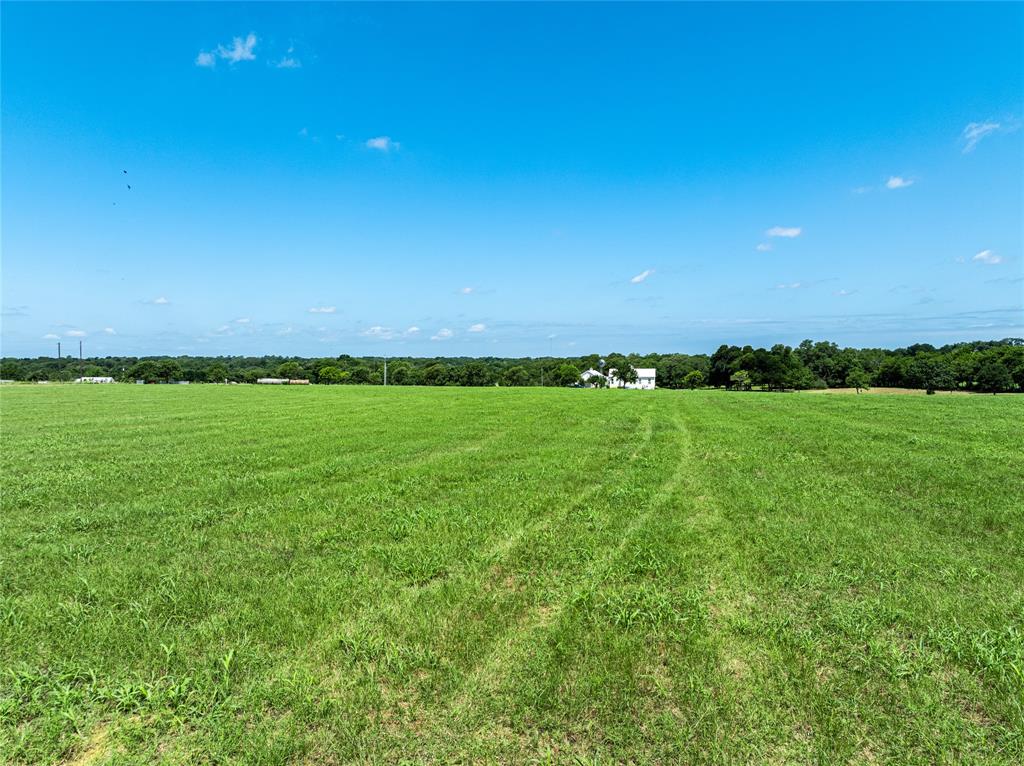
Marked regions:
[1,386,1021,764]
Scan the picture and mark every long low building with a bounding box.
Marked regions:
[75,376,115,383]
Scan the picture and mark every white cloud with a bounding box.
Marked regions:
[886,176,913,189]
[234,317,250,324]
[851,186,872,195]
[275,47,301,69]
[972,249,1003,265]
[66,330,86,337]
[366,136,398,152]
[151,296,170,305]
[196,33,257,69]
[755,243,772,252]
[834,289,855,297]
[276,326,294,336]
[459,286,475,295]
[308,306,336,314]
[298,127,308,138]
[218,33,257,64]
[630,269,654,284]
[405,326,420,335]
[103,327,116,334]
[774,282,803,290]
[766,226,802,238]
[362,325,395,339]
[961,121,1001,153]
[431,328,453,341]
[42,333,60,340]
[468,323,486,333]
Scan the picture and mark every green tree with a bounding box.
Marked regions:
[460,362,494,387]
[730,370,752,390]
[387,362,414,385]
[845,368,871,393]
[207,363,229,383]
[156,359,183,383]
[276,361,303,379]
[682,370,704,389]
[421,363,449,386]
[128,360,159,383]
[606,355,636,387]
[552,363,582,387]
[0,361,25,380]
[502,366,531,386]
[975,361,1013,393]
[318,365,344,384]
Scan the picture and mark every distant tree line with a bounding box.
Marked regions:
[2,338,1021,393]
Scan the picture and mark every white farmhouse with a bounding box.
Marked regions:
[583,367,656,390]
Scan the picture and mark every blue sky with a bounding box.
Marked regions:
[2,2,1021,358]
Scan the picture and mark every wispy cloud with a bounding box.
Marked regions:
[468,323,486,333]
[972,249,1003,265]
[366,136,399,152]
[405,326,420,335]
[234,317,250,324]
[197,33,258,68]
[274,46,301,69]
[42,333,60,340]
[755,243,772,252]
[431,328,453,341]
[851,186,872,195]
[65,329,87,337]
[961,121,1001,153]
[103,327,116,334]
[362,325,395,339]
[219,33,257,63]
[147,296,170,305]
[773,282,805,290]
[630,269,654,284]
[885,176,914,189]
[766,226,801,238]
[276,326,294,336]
[834,289,856,297]
[308,306,336,314]
[459,286,475,295]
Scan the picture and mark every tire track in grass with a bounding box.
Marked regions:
[312,403,657,645]
[294,402,664,758]
[442,409,694,738]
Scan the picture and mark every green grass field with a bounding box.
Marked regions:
[2,386,1022,764]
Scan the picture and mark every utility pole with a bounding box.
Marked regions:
[79,340,84,381]
[57,342,61,360]
[383,357,388,386]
